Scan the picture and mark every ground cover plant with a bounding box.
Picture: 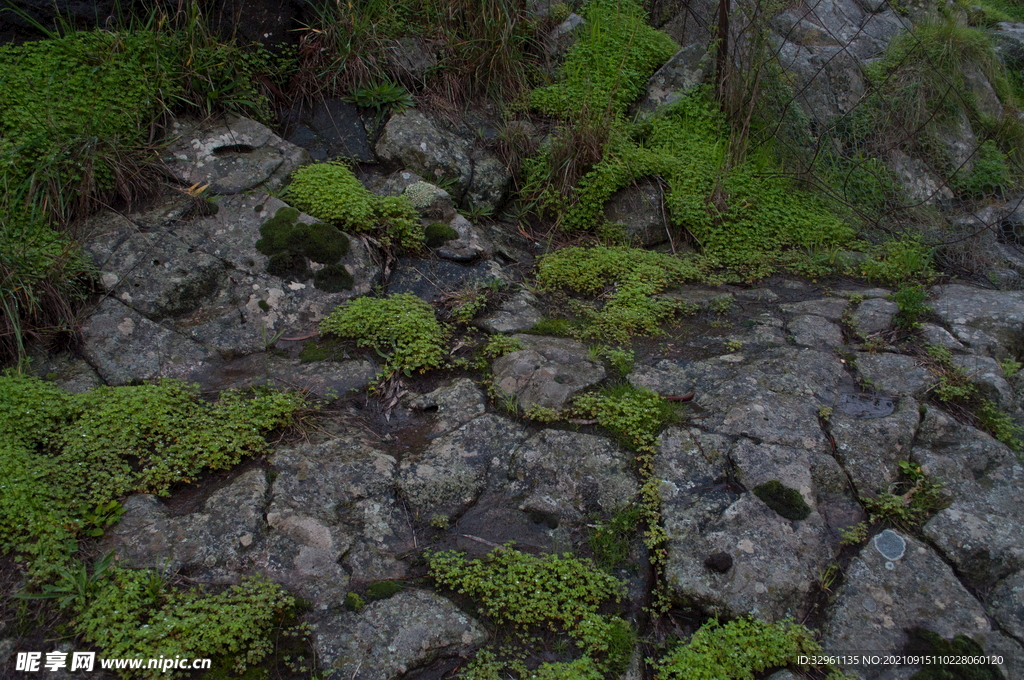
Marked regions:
[0,373,303,576]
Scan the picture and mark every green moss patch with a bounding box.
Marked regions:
[425,221,459,248]
[256,206,351,288]
[286,162,424,251]
[365,580,403,602]
[752,480,811,521]
[319,293,448,378]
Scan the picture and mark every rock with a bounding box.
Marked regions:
[476,290,543,333]
[396,414,527,520]
[403,181,457,222]
[506,429,638,527]
[388,258,505,302]
[658,427,839,621]
[951,354,1015,409]
[436,214,493,262]
[385,36,438,83]
[373,170,425,197]
[492,335,606,412]
[929,284,1024,361]
[779,298,850,321]
[406,378,487,438]
[28,351,102,394]
[633,44,709,118]
[632,347,846,451]
[919,323,965,351]
[855,353,937,398]
[602,178,669,247]
[989,569,1024,642]
[735,288,780,302]
[545,13,585,55]
[887,149,954,205]
[778,43,865,124]
[914,407,1024,588]
[106,468,268,578]
[725,313,787,349]
[788,314,844,348]
[80,298,215,386]
[829,396,920,498]
[464,154,511,213]
[313,590,486,680]
[163,114,310,195]
[994,22,1024,71]
[202,355,376,400]
[282,97,374,163]
[659,288,734,312]
[850,298,898,337]
[375,110,472,197]
[98,230,227,321]
[822,530,1020,679]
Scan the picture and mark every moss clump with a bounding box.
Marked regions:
[78,569,300,679]
[365,580,403,602]
[753,480,811,521]
[319,293,448,378]
[313,263,355,293]
[905,628,1003,679]
[344,591,366,612]
[286,161,424,251]
[425,221,459,248]
[257,207,351,288]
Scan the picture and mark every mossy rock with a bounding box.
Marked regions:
[905,628,1002,679]
[343,592,365,612]
[365,580,403,602]
[275,206,301,222]
[255,216,293,256]
[266,251,311,280]
[752,480,811,521]
[313,263,354,293]
[289,222,350,264]
[424,222,458,248]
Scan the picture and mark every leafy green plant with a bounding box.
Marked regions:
[891,285,931,330]
[0,373,303,575]
[77,569,301,678]
[653,617,839,680]
[13,551,115,611]
[589,504,642,571]
[537,246,705,341]
[319,294,448,379]
[999,358,1022,377]
[573,384,677,453]
[286,162,423,251]
[347,79,415,120]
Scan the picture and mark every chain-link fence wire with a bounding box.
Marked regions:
[659,0,1024,283]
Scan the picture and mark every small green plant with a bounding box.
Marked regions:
[344,591,365,612]
[753,481,811,521]
[818,406,834,422]
[429,514,451,530]
[524,404,563,422]
[573,384,677,453]
[319,294,448,379]
[428,545,625,665]
[999,358,1022,377]
[14,551,115,611]
[976,400,1023,451]
[588,345,636,375]
[857,238,937,285]
[653,617,840,680]
[81,501,126,538]
[286,162,423,251]
[840,522,869,545]
[347,79,415,120]
[480,335,525,360]
[589,504,642,571]
[725,339,743,353]
[891,285,931,330]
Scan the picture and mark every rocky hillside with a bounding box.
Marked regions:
[2,0,1024,679]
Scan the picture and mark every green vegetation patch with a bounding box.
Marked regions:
[424,221,459,248]
[256,206,353,288]
[0,374,303,575]
[319,293,448,378]
[654,617,840,680]
[530,0,678,120]
[78,569,301,679]
[286,161,424,251]
[905,627,1003,679]
[429,545,630,671]
[537,245,705,340]
[573,383,677,453]
[752,480,811,521]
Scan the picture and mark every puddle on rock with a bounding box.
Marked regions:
[837,391,896,419]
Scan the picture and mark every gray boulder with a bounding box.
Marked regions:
[855,352,937,398]
[788,314,844,348]
[602,178,670,247]
[375,110,473,197]
[492,335,606,412]
[475,290,543,334]
[779,297,850,321]
[822,530,1021,679]
[282,97,373,163]
[930,284,1024,361]
[163,114,310,195]
[850,297,898,337]
[313,590,486,680]
[829,396,920,498]
[632,44,709,118]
